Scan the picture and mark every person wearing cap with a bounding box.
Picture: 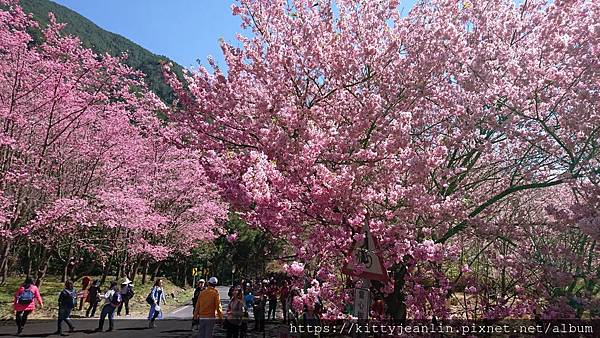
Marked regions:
[194,276,223,338]
[191,279,206,331]
[117,277,134,316]
[192,279,206,312]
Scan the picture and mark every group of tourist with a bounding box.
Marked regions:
[11,275,164,335]
[11,274,324,337]
[233,276,324,326]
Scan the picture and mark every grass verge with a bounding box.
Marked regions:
[0,275,193,320]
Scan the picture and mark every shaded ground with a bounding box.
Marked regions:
[0,285,296,337]
[0,318,293,337]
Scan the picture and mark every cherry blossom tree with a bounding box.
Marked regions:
[166,0,599,319]
[0,0,227,284]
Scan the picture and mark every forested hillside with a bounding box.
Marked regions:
[20,0,184,103]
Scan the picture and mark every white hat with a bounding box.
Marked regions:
[198,279,205,283]
[208,277,218,285]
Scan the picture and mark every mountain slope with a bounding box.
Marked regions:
[20,0,184,103]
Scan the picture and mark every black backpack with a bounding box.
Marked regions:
[111,291,122,305]
[146,289,155,305]
[126,286,135,299]
[60,289,77,308]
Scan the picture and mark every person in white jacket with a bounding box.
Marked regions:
[95,281,121,332]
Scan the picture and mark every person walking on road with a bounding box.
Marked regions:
[267,280,278,320]
[95,281,121,332]
[191,279,206,331]
[193,276,223,338]
[55,280,77,335]
[78,276,91,311]
[85,280,101,317]
[225,287,245,338]
[192,279,206,311]
[252,280,267,332]
[147,279,166,328]
[117,277,134,316]
[13,276,44,335]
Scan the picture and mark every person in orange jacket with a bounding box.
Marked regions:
[193,276,223,338]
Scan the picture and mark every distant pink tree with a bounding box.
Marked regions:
[0,0,227,283]
[166,0,599,319]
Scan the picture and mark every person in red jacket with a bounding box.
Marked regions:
[13,276,44,335]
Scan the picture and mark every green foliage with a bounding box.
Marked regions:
[20,0,185,103]
[183,214,286,284]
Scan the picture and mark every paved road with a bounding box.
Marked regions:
[166,286,230,319]
[0,286,291,337]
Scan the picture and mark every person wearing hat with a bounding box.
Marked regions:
[193,277,223,338]
[192,279,206,312]
[117,277,134,316]
[191,279,206,331]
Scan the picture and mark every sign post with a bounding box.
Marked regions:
[341,224,389,282]
[353,287,370,320]
[342,223,389,338]
[192,267,198,287]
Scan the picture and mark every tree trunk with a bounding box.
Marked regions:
[122,250,129,278]
[62,247,73,282]
[115,253,122,280]
[385,264,408,322]
[184,261,190,287]
[141,260,149,285]
[130,259,140,283]
[100,256,112,286]
[35,249,51,288]
[151,262,162,281]
[25,244,32,277]
[0,242,11,284]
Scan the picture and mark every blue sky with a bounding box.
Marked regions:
[52,0,244,69]
[52,0,418,70]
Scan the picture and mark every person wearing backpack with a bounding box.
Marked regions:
[117,278,134,316]
[95,281,121,332]
[85,280,101,317]
[147,279,166,328]
[55,280,77,335]
[13,276,43,335]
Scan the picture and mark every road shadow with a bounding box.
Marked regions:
[159,329,190,333]
[114,327,149,331]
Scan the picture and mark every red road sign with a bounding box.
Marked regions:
[342,228,389,282]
